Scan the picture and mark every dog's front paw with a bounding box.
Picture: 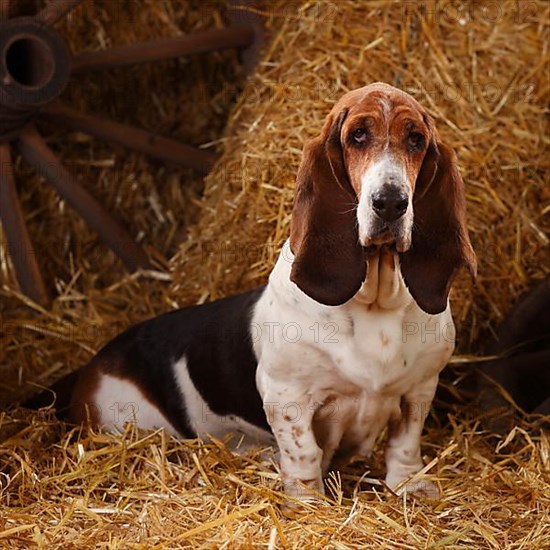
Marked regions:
[281,477,326,515]
[283,477,325,502]
[400,479,440,500]
[386,475,440,500]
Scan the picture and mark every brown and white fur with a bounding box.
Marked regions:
[71,83,476,503]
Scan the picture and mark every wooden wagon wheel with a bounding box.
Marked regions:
[0,0,256,306]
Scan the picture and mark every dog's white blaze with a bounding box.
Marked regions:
[357,153,412,245]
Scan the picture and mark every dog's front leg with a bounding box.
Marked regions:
[384,375,440,499]
[262,381,324,502]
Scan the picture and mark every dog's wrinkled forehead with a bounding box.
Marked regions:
[331,82,426,118]
[325,83,434,200]
[329,83,431,140]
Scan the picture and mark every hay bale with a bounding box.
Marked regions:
[171,0,550,354]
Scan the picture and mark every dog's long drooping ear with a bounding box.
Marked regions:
[399,127,477,315]
[290,109,366,306]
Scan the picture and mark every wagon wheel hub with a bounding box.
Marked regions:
[0,16,70,139]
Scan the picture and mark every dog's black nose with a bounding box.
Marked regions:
[372,188,409,222]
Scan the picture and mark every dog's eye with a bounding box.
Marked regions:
[407,132,425,151]
[351,128,369,144]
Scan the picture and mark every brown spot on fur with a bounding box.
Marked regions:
[292,425,304,437]
[283,414,292,422]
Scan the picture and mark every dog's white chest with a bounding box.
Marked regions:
[253,242,455,459]
[311,302,453,455]
[330,302,451,392]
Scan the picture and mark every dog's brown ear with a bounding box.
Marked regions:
[290,109,366,306]
[399,126,477,314]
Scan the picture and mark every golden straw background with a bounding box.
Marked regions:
[1,1,549,547]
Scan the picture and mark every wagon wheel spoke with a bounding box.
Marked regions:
[38,103,217,174]
[0,142,49,305]
[71,26,254,73]
[17,125,151,272]
[36,0,86,25]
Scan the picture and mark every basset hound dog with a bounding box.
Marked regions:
[70,82,476,502]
